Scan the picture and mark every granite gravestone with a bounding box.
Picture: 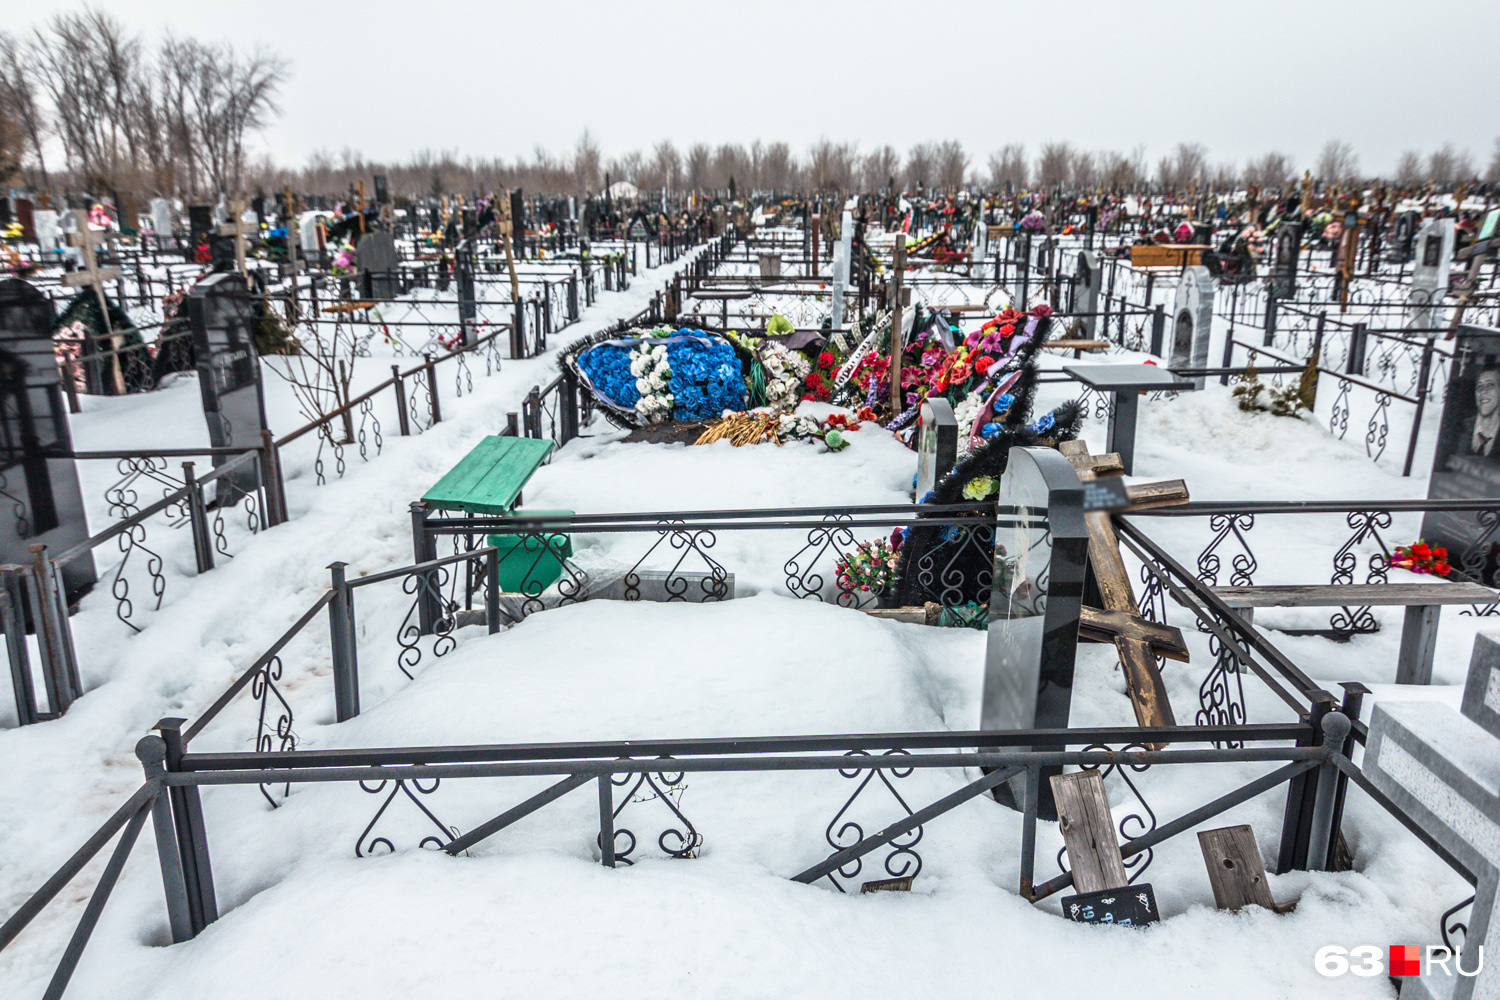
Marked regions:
[1271,223,1301,300]
[972,219,989,275]
[982,446,1087,815]
[1071,251,1102,337]
[1364,632,1500,999]
[1408,217,1456,331]
[299,212,324,254]
[188,205,214,250]
[33,211,60,253]
[357,231,400,300]
[0,279,96,602]
[1388,210,1420,265]
[829,210,854,330]
[914,398,957,501]
[5,198,35,240]
[1421,325,1500,586]
[186,273,269,500]
[150,198,174,242]
[1170,265,1215,386]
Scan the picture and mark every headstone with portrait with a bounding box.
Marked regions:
[1271,222,1301,300]
[186,273,269,500]
[1388,210,1420,265]
[0,279,96,601]
[1071,251,1102,337]
[1408,217,1456,331]
[1169,265,1215,386]
[1421,325,1500,587]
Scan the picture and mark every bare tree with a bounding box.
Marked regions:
[1069,150,1098,189]
[684,143,711,191]
[760,141,795,194]
[862,145,899,191]
[0,32,50,186]
[1316,139,1359,186]
[935,139,967,190]
[1157,142,1209,189]
[651,140,682,192]
[1243,151,1293,191]
[1036,142,1072,188]
[1393,150,1423,186]
[1428,143,1474,184]
[572,129,602,193]
[806,138,857,191]
[904,142,938,190]
[987,144,1027,189]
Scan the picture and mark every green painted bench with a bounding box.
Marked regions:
[422,435,555,515]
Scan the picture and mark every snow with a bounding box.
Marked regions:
[0,237,1484,999]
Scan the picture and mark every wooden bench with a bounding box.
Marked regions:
[1129,244,1210,269]
[1047,339,1111,358]
[422,434,555,515]
[1208,582,1498,685]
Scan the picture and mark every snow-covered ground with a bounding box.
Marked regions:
[0,241,1480,1000]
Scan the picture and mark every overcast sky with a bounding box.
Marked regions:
[20,0,1500,177]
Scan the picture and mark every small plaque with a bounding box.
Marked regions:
[1061,883,1159,926]
[1082,477,1130,512]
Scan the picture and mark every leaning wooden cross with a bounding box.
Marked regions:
[63,207,126,394]
[216,198,256,278]
[1059,438,1189,733]
[495,191,521,302]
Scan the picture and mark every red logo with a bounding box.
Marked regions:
[1390,945,1423,977]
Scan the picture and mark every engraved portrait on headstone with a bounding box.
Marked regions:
[1422,326,1500,586]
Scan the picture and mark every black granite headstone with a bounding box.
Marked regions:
[186,273,269,500]
[1272,223,1301,300]
[357,231,400,300]
[1421,325,1500,585]
[0,279,96,601]
[188,205,214,250]
[1389,211,1419,265]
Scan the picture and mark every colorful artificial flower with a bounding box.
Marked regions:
[1392,541,1451,576]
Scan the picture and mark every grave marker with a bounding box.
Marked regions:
[186,273,269,499]
[1421,325,1500,586]
[1365,632,1500,998]
[1071,251,1101,337]
[1389,210,1420,264]
[33,210,60,253]
[216,198,256,278]
[913,398,957,501]
[357,230,400,300]
[0,279,96,602]
[62,209,126,395]
[1170,265,1215,385]
[188,204,214,251]
[1408,217,1456,330]
[1272,222,1301,300]
[150,198,174,243]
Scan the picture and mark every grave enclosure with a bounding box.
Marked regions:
[6,178,1500,999]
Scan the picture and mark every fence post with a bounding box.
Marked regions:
[1262,293,1278,348]
[1276,690,1336,873]
[1403,339,1436,477]
[1346,322,1368,376]
[259,429,288,528]
[26,544,75,716]
[328,562,360,721]
[512,301,526,359]
[137,735,194,944]
[1323,683,1369,865]
[410,502,439,635]
[568,273,579,321]
[506,412,519,437]
[524,387,541,438]
[182,462,214,574]
[155,717,218,934]
[1306,711,1352,871]
[598,773,616,868]
[1,566,36,725]
[485,548,500,634]
[424,355,442,425]
[392,364,411,436]
[561,367,580,443]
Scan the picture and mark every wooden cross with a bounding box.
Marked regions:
[1059,439,1190,736]
[887,235,907,414]
[216,198,256,278]
[282,187,302,276]
[494,190,520,302]
[1451,208,1500,331]
[63,208,126,394]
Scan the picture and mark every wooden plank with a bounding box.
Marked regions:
[1209,582,1497,609]
[1124,479,1190,510]
[1129,244,1210,269]
[1051,770,1130,894]
[1047,340,1111,351]
[1197,825,1280,912]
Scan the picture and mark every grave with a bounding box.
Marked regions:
[150,198,174,241]
[829,210,854,330]
[1421,325,1500,587]
[971,219,988,276]
[185,273,269,500]
[1408,217,1456,330]
[33,210,60,252]
[188,205,214,250]
[913,397,957,501]
[1389,210,1421,265]
[0,279,96,602]
[1364,632,1500,998]
[357,230,401,300]
[1271,222,1300,300]
[1070,251,1101,338]
[982,447,1088,814]
[1169,265,1215,386]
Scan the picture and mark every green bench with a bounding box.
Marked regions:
[422,435,573,594]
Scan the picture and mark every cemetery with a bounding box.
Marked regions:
[6,6,1500,998]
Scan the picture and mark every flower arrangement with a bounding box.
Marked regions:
[331,242,356,275]
[1018,212,1046,232]
[1392,541,1451,576]
[667,335,744,421]
[630,342,674,423]
[758,340,810,410]
[837,538,899,595]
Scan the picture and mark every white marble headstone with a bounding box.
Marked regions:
[33,210,60,252]
[1170,265,1215,387]
[1409,217,1457,330]
[150,198,173,237]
